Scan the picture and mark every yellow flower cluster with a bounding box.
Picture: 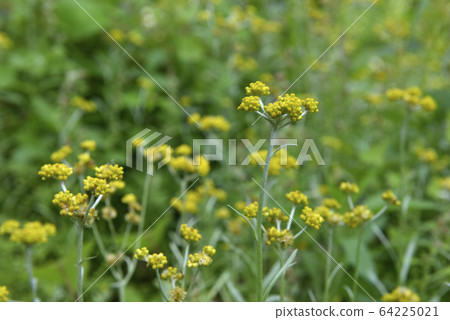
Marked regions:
[169,155,210,177]
[71,96,96,112]
[145,144,172,163]
[83,176,110,196]
[415,147,438,164]
[169,287,186,302]
[300,206,325,230]
[263,207,288,223]
[250,149,298,175]
[146,253,168,269]
[286,190,308,206]
[51,145,72,162]
[109,29,144,46]
[322,198,341,209]
[339,181,359,194]
[175,144,192,155]
[203,245,216,256]
[187,252,212,268]
[1,221,56,245]
[197,179,227,201]
[75,153,94,172]
[382,190,401,206]
[39,163,73,181]
[238,96,261,112]
[386,87,437,112]
[243,201,258,218]
[265,94,319,121]
[215,207,231,219]
[171,190,202,214]
[161,267,184,281]
[303,98,319,113]
[245,81,270,96]
[122,193,142,212]
[80,140,96,151]
[382,287,420,302]
[0,286,9,302]
[134,247,149,260]
[95,164,124,181]
[0,220,20,235]
[53,191,87,216]
[343,205,373,228]
[180,224,202,242]
[189,113,231,131]
[265,227,293,247]
[315,206,342,226]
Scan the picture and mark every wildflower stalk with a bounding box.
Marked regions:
[278,247,286,302]
[255,123,276,301]
[399,108,410,197]
[76,220,85,302]
[25,246,38,302]
[323,228,334,301]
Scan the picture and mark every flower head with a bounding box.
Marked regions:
[203,245,216,256]
[263,207,288,223]
[10,221,56,245]
[339,181,359,194]
[300,206,324,230]
[169,287,186,302]
[243,201,258,218]
[187,252,213,268]
[80,140,96,151]
[161,267,184,281]
[95,164,124,182]
[39,163,73,181]
[322,198,341,209]
[382,190,401,206]
[245,81,270,96]
[180,224,202,242]
[382,287,420,302]
[286,190,308,206]
[238,96,260,112]
[0,286,9,302]
[265,227,294,247]
[0,220,20,235]
[343,205,372,228]
[51,145,72,162]
[83,176,110,196]
[146,253,168,269]
[134,247,149,260]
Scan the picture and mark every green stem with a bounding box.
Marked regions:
[25,246,38,302]
[399,108,410,197]
[76,220,84,302]
[255,123,276,301]
[278,248,285,302]
[352,225,366,301]
[323,228,334,301]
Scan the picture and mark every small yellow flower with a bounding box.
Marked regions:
[134,247,149,260]
[237,96,260,112]
[286,190,308,206]
[263,207,288,223]
[83,176,110,196]
[386,88,404,101]
[300,206,324,230]
[343,205,373,228]
[198,115,231,131]
[180,224,202,242]
[95,164,124,181]
[175,144,192,155]
[382,287,420,302]
[71,96,96,112]
[419,96,437,112]
[243,201,258,218]
[203,245,216,256]
[187,252,213,268]
[322,198,341,209]
[302,98,319,113]
[265,227,293,247]
[80,140,96,151]
[39,163,73,181]
[0,286,9,302]
[215,207,231,219]
[245,81,270,96]
[187,113,201,125]
[0,220,20,235]
[194,155,210,176]
[161,267,184,281]
[125,212,141,225]
[169,287,186,302]
[146,253,168,269]
[109,28,125,42]
[10,221,56,245]
[339,181,359,194]
[382,190,401,206]
[51,145,72,162]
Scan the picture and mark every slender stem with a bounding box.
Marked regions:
[255,123,276,301]
[287,205,296,230]
[182,244,190,287]
[399,108,410,197]
[25,246,38,302]
[347,194,354,210]
[76,220,84,302]
[156,269,169,301]
[323,228,334,301]
[278,248,285,302]
[351,225,366,301]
